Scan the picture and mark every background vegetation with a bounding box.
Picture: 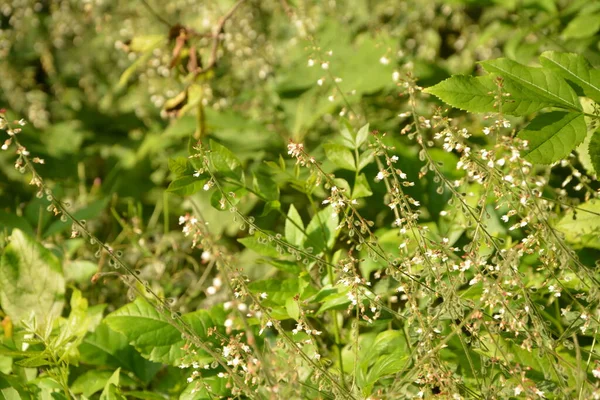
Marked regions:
[1,0,600,398]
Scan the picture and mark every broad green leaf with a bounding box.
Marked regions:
[63,260,97,284]
[72,370,121,397]
[540,51,600,103]
[555,199,600,249]
[323,143,356,171]
[238,232,280,258]
[0,230,65,327]
[304,206,340,254]
[425,75,499,113]
[480,58,582,112]
[425,74,556,115]
[285,204,305,247]
[248,278,313,307]
[167,176,208,196]
[562,13,600,40]
[352,173,373,199]
[208,139,243,181]
[79,323,161,384]
[105,298,221,366]
[518,112,586,164]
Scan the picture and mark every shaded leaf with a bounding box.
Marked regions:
[540,51,600,103]
[480,58,582,112]
[518,112,586,164]
[323,143,356,171]
[285,204,305,247]
[0,230,65,327]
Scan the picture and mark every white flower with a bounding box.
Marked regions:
[392,71,400,82]
[391,155,399,162]
[375,171,386,181]
[307,59,315,67]
[321,62,329,70]
[379,56,390,65]
[260,292,268,299]
[593,367,600,378]
[514,385,523,395]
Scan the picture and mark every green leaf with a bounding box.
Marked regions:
[179,375,228,400]
[0,212,34,238]
[238,232,280,258]
[0,230,65,327]
[285,297,300,320]
[79,323,161,384]
[356,124,370,148]
[72,370,118,397]
[425,74,557,116]
[339,118,356,149]
[555,199,600,249]
[252,171,279,201]
[209,140,243,181]
[304,206,340,254]
[562,13,600,40]
[285,204,305,247]
[357,149,375,172]
[248,278,311,307]
[167,176,208,196]
[100,368,126,400]
[352,173,373,199]
[480,58,582,112]
[589,131,600,174]
[104,298,221,366]
[260,200,281,216]
[518,112,587,164]
[323,143,356,171]
[540,51,600,103]
[168,157,194,178]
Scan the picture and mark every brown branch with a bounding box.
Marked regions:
[194,0,248,76]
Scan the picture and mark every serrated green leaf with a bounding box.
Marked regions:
[540,51,600,103]
[519,112,586,164]
[0,230,65,327]
[285,204,305,247]
[481,58,582,112]
[209,140,243,181]
[104,298,221,366]
[305,206,340,254]
[425,74,556,116]
[323,143,356,171]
